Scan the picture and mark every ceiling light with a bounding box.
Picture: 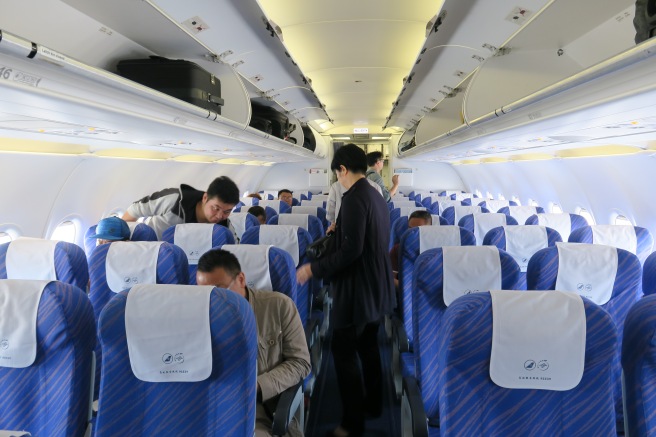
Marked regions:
[371,136,389,140]
[333,136,351,140]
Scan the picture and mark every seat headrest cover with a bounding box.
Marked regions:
[221,245,273,291]
[490,290,586,390]
[537,214,571,242]
[125,284,213,382]
[258,201,280,212]
[418,226,461,253]
[105,241,163,293]
[259,225,300,266]
[504,226,549,272]
[454,206,482,226]
[173,224,214,265]
[591,225,637,254]
[442,246,501,306]
[292,206,319,216]
[555,242,617,305]
[6,237,57,281]
[438,199,461,213]
[430,215,442,226]
[0,279,49,368]
[473,213,507,245]
[508,206,538,225]
[279,214,309,230]
[227,213,249,240]
[399,206,426,218]
[483,200,509,212]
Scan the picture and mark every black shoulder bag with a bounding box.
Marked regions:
[307,231,335,260]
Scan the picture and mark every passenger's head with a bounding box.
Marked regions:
[278,189,293,206]
[202,176,240,223]
[366,151,384,171]
[408,210,432,228]
[197,249,247,298]
[248,205,267,225]
[91,216,130,245]
[331,144,367,186]
[247,192,262,200]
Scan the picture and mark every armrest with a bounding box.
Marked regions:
[392,316,410,353]
[402,376,428,437]
[305,317,322,373]
[271,381,304,436]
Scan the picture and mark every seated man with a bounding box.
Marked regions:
[248,205,267,225]
[390,210,432,287]
[122,176,240,239]
[197,249,310,437]
[278,189,293,207]
[90,216,131,245]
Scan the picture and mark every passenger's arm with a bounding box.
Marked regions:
[257,298,311,402]
[326,184,337,224]
[122,211,137,222]
[389,174,400,197]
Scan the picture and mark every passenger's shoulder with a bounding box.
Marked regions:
[252,289,294,306]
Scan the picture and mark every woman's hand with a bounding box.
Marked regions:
[326,223,336,234]
[296,263,313,285]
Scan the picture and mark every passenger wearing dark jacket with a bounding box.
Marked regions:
[297,144,395,437]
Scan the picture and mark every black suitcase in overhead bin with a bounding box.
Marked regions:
[301,124,316,152]
[250,102,292,139]
[116,56,224,114]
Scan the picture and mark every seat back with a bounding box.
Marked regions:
[642,252,656,296]
[84,222,157,258]
[0,280,95,437]
[457,213,518,245]
[162,224,236,284]
[475,199,518,211]
[258,200,292,215]
[268,213,325,241]
[498,205,546,225]
[388,200,421,211]
[261,190,278,200]
[441,205,489,225]
[238,197,258,207]
[301,199,327,209]
[297,190,312,201]
[431,199,464,215]
[622,294,656,437]
[484,226,562,289]
[95,286,257,436]
[432,292,616,435]
[292,206,329,230]
[240,226,312,324]
[226,212,260,242]
[399,227,477,347]
[390,206,427,224]
[568,225,654,264]
[389,215,449,249]
[525,213,587,242]
[0,237,88,291]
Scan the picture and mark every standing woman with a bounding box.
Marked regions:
[297,144,395,437]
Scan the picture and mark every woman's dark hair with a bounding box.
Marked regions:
[330,143,367,174]
[366,151,384,167]
[197,249,242,277]
[206,176,240,205]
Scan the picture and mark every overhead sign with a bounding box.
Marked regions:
[353,128,369,134]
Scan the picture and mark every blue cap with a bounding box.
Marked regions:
[91,217,131,241]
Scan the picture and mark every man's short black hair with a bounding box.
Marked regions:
[330,143,367,175]
[248,205,266,219]
[278,189,293,197]
[409,210,432,225]
[197,249,242,277]
[366,151,384,167]
[206,176,240,205]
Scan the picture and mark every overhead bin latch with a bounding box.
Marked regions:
[426,11,447,37]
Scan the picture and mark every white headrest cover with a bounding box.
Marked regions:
[302,200,325,207]
[393,201,419,209]
[508,206,538,225]
[279,214,310,230]
[399,207,426,218]
[105,242,163,293]
[127,221,139,237]
[174,224,214,265]
[0,279,49,368]
[259,225,300,266]
[126,284,213,382]
[312,195,329,201]
[6,237,57,281]
[591,225,637,254]
[484,200,510,213]
[503,226,548,272]
[438,199,462,214]
[431,215,442,226]
[454,192,474,201]
[221,245,273,291]
[555,242,617,305]
[240,197,256,206]
[442,246,501,306]
[227,213,249,240]
[418,226,461,253]
[473,213,507,245]
[537,214,572,242]
[454,206,482,226]
[490,290,586,390]
[258,201,280,212]
[292,206,319,216]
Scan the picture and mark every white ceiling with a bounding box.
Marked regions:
[257,0,443,135]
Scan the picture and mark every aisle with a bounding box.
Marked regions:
[306,324,401,437]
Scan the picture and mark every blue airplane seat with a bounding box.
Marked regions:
[268,213,325,242]
[457,213,518,245]
[0,238,88,291]
[162,223,236,284]
[226,212,260,242]
[389,214,449,250]
[94,285,257,436]
[475,199,518,211]
[84,222,157,258]
[255,200,292,222]
[291,205,329,231]
[568,225,654,265]
[403,291,617,435]
[440,205,490,226]
[483,225,562,290]
[498,205,546,225]
[525,212,588,242]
